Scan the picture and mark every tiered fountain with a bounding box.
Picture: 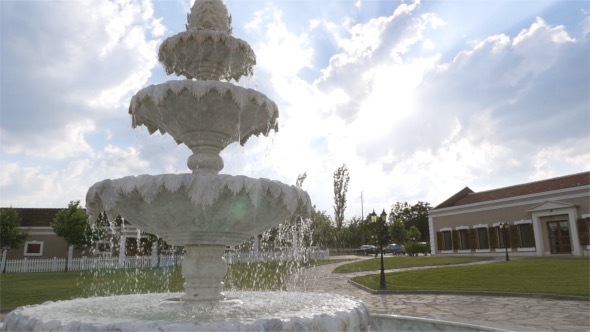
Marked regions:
[2,0,370,330]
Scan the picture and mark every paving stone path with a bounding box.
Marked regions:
[286,256,590,332]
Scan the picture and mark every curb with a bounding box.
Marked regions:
[347,279,590,302]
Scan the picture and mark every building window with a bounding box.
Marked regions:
[95,241,112,255]
[442,231,453,250]
[458,229,470,249]
[24,241,44,256]
[517,224,534,247]
[476,227,489,249]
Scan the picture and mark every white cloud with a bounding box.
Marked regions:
[246,6,314,78]
[1,120,95,159]
[0,0,587,222]
[1,0,161,159]
[0,162,62,207]
[531,138,590,180]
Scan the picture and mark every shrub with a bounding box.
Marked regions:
[405,242,430,256]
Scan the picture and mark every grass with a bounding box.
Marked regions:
[334,255,492,273]
[351,257,590,297]
[0,260,322,309]
[0,267,184,309]
[2,257,587,309]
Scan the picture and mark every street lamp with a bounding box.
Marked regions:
[371,209,387,289]
[499,222,510,261]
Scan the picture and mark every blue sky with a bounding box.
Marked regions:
[1,0,589,222]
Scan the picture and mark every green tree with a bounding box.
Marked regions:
[389,201,431,242]
[333,164,350,229]
[389,220,407,244]
[1,208,29,272]
[407,225,422,242]
[51,201,90,271]
[346,216,374,248]
[310,206,335,248]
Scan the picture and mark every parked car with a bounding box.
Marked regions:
[384,243,405,255]
[354,245,377,255]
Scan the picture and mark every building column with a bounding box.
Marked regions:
[118,236,126,268]
[428,217,435,255]
[531,218,543,257]
[568,209,581,256]
[254,234,260,261]
[151,241,159,267]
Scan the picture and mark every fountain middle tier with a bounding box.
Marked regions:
[86,173,311,244]
[86,173,312,302]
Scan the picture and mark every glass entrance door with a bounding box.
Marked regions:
[547,221,571,254]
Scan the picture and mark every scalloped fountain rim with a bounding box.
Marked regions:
[129,80,279,145]
[1,292,371,331]
[158,29,255,81]
[86,173,310,218]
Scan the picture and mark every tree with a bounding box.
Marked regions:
[52,201,90,271]
[389,201,431,242]
[345,216,374,248]
[296,172,307,188]
[407,225,422,242]
[389,220,407,244]
[1,208,29,272]
[310,206,335,248]
[333,164,350,229]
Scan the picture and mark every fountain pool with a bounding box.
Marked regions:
[3,292,370,331]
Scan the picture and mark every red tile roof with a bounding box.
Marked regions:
[435,171,590,209]
[9,208,61,227]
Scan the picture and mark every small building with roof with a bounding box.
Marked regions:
[428,171,590,257]
[3,208,152,261]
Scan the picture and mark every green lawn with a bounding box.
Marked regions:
[0,267,185,309]
[351,257,590,297]
[0,260,319,309]
[2,257,587,310]
[334,255,492,273]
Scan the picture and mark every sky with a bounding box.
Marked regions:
[1,0,589,222]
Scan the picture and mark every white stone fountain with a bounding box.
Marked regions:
[2,1,370,330]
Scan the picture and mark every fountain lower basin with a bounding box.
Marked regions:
[86,173,312,303]
[2,292,370,331]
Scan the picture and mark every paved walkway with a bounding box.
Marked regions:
[286,256,590,332]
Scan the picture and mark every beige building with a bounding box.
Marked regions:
[3,208,152,260]
[429,172,590,257]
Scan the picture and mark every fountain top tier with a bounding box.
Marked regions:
[158,0,256,81]
[130,0,277,175]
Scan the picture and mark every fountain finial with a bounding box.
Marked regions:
[186,0,232,33]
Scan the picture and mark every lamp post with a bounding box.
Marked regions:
[371,209,387,289]
[499,222,510,261]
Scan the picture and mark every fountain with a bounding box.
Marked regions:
[2,0,370,330]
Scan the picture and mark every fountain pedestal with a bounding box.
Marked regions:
[182,244,227,303]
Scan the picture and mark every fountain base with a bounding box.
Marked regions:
[2,291,370,331]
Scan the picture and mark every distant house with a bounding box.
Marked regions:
[429,172,590,257]
[4,208,153,260]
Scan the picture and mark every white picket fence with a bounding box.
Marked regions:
[2,255,182,274]
[225,249,330,264]
[1,249,329,274]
